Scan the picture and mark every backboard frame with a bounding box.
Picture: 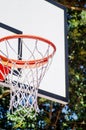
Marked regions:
[0,0,69,104]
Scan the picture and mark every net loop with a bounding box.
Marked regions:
[0,34,56,115]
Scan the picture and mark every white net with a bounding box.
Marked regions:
[0,35,56,115]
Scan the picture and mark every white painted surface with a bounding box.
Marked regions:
[0,0,67,103]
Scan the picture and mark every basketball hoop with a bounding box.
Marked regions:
[0,34,56,115]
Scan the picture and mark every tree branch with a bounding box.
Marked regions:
[54,0,86,11]
[0,90,10,99]
[53,105,64,129]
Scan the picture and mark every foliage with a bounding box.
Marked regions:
[64,9,86,129]
[7,108,38,129]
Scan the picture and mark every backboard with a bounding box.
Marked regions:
[0,0,68,104]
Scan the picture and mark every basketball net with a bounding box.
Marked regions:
[0,35,56,116]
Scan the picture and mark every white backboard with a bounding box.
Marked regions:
[0,0,68,104]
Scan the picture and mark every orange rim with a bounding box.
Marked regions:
[0,34,56,68]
